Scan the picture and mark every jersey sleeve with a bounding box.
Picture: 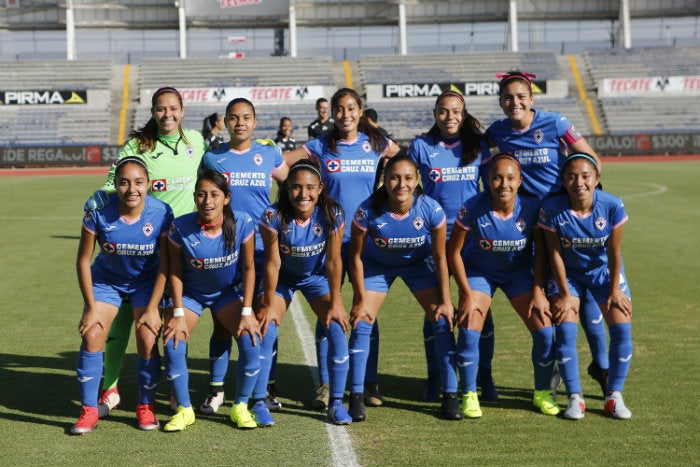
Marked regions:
[82,210,98,235]
[259,206,280,234]
[537,200,557,232]
[160,202,175,236]
[237,212,255,244]
[427,197,447,230]
[454,198,474,231]
[330,205,346,234]
[303,136,325,161]
[555,113,582,146]
[351,200,372,231]
[609,194,629,229]
[168,220,184,247]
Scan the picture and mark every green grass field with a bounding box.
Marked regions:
[0,161,699,466]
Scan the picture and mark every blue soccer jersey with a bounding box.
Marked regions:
[353,194,446,268]
[168,210,255,296]
[455,191,540,284]
[408,134,484,235]
[485,109,582,198]
[538,190,629,287]
[260,204,345,283]
[83,193,173,285]
[304,133,390,243]
[201,140,285,254]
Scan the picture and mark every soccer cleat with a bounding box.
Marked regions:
[604,391,632,420]
[587,362,609,398]
[363,382,384,407]
[199,390,225,414]
[312,383,330,410]
[230,402,257,429]
[97,387,121,419]
[441,392,464,420]
[421,372,442,402]
[265,384,282,411]
[327,399,352,425]
[250,400,275,427]
[136,403,160,431]
[71,405,98,435]
[550,364,563,399]
[163,405,195,432]
[477,367,499,402]
[461,391,483,419]
[348,392,366,422]
[564,393,586,420]
[533,389,561,416]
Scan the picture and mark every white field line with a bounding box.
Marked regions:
[617,182,667,200]
[289,294,359,467]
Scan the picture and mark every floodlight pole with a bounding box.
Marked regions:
[177,0,187,59]
[617,0,632,49]
[507,0,519,52]
[289,2,297,58]
[398,0,407,55]
[66,0,77,60]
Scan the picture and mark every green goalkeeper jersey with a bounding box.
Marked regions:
[100,129,206,217]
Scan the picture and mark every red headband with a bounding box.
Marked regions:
[152,87,183,105]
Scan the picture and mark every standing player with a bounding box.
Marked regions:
[275,117,297,152]
[348,155,460,422]
[307,97,335,140]
[202,112,226,150]
[199,97,289,415]
[484,71,609,397]
[447,154,554,419]
[84,86,206,418]
[284,87,403,410]
[407,90,498,403]
[258,160,352,425]
[164,170,262,431]
[72,157,173,434]
[539,153,633,420]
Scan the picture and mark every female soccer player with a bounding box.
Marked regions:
[284,88,403,410]
[202,112,225,150]
[447,154,554,419]
[164,169,262,431]
[538,153,633,420]
[408,90,498,403]
[347,155,460,422]
[72,157,173,434]
[257,160,352,425]
[485,71,609,399]
[275,116,297,152]
[85,87,207,418]
[199,97,289,415]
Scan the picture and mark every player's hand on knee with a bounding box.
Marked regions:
[84,190,110,211]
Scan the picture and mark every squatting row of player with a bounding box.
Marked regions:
[71,71,633,435]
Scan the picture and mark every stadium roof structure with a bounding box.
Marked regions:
[0,0,698,30]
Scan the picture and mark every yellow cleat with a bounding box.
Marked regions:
[461,391,483,418]
[163,405,195,432]
[533,389,561,416]
[230,402,257,429]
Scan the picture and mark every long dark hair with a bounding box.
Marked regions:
[276,117,292,141]
[370,154,424,214]
[327,88,388,155]
[130,87,189,154]
[196,169,237,253]
[202,112,219,140]
[277,160,343,228]
[426,90,483,166]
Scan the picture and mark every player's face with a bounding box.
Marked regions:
[333,95,362,138]
[115,162,149,210]
[317,102,330,122]
[226,102,257,145]
[434,95,465,138]
[488,158,522,205]
[195,179,230,224]
[281,119,293,137]
[152,92,184,136]
[385,160,419,206]
[562,159,600,205]
[288,169,322,219]
[499,81,534,127]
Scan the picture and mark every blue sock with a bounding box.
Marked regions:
[327,321,349,399]
[234,335,260,404]
[136,355,161,404]
[315,320,329,385]
[208,336,232,385]
[456,328,480,393]
[77,349,103,407]
[479,313,495,370]
[608,323,633,392]
[555,322,582,395]
[365,320,379,383]
[423,318,439,376]
[531,327,555,391]
[268,337,278,385]
[580,291,609,369]
[432,317,458,393]
[348,320,372,393]
[164,339,190,407]
[252,322,277,400]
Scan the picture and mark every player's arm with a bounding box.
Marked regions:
[605,224,631,317]
[447,223,479,329]
[325,221,348,332]
[237,232,262,346]
[528,227,551,321]
[76,226,101,337]
[348,222,370,328]
[259,224,282,333]
[282,146,310,167]
[163,238,189,348]
[430,220,453,328]
[136,232,169,336]
[541,227,577,324]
